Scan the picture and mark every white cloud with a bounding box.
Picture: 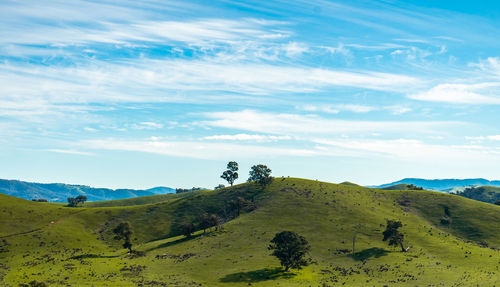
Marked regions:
[132,122,164,130]
[83,139,316,160]
[408,83,500,104]
[384,105,412,115]
[313,138,500,161]
[282,42,308,57]
[47,149,94,156]
[466,135,500,142]
[203,134,292,142]
[202,110,461,135]
[0,59,422,122]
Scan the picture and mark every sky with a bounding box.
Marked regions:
[1,0,500,189]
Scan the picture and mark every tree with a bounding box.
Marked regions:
[67,197,78,207]
[495,200,500,206]
[268,231,310,272]
[221,161,239,186]
[382,220,408,252]
[248,164,272,187]
[181,222,195,238]
[67,195,87,207]
[199,213,211,234]
[113,222,133,253]
[76,195,87,205]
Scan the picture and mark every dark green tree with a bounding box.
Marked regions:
[113,222,133,253]
[76,195,87,205]
[221,161,239,186]
[199,213,211,234]
[67,195,87,207]
[181,222,195,238]
[495,200,500,206]
[248,164,272,187]
[67,197,78,207]
[268,231,310,272]
[382,220,407,252]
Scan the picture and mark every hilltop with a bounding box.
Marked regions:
[0,179,174,202]
[1,178,500,286]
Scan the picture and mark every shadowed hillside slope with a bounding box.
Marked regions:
[1,178,500,286]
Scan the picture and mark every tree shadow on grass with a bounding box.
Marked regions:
[146,234,202,252]
[349,247,390,261]
[219,267,296,283]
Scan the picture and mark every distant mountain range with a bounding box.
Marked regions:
[0,179,174,202]
[372,178,500,192]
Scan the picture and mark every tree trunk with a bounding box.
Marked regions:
[399,240,406,252]
[284,266,289,272]
[352,233,356,255]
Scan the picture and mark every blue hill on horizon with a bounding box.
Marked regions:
[0,178,175,202]
[372,178,500,192]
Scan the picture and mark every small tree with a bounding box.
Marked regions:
[181,222,195,238]
[113,222,133,253]
[382,220,407,252]
[268,231,310,272]
[494,200,500,206]
[248,164,272,188]
[221,161,239,186]
[67,195,87,207]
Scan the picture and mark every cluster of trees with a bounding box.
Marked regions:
[175,187,203,194]
[31,198,48,202]
[67,195,87,207]
[220,161,273,188]
[181,213,225,238]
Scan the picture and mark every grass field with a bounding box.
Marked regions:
[1,178,500,286]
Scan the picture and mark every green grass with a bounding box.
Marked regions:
[2,178,500,286]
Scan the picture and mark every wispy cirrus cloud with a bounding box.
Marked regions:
[408,83,500,104]
[203,134,292,142]
[201,110,461,136]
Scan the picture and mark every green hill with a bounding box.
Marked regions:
[455,186,500,204]
[380,184,423,191]
[2,178,500,286]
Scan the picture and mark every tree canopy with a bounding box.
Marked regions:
[268,231,310,272]
[248,164,272,187]
[221,161,239,186]
[113,222,133,253]
[382,220,407,252]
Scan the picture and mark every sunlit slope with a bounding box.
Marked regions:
[83,190,204,207]
[2,178,500,286]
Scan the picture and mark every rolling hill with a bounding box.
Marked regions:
[0,179,174,202]
[2,178,500,286]
[455,186,500,204]
[373,178,500,192]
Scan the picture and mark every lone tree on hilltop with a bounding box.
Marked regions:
[221,161,239,186]
[248,164,272,188]
[113,222,133,253]
[181,222,195,238]
[268,231,310,272]
[67,195,87,207]
[382,220,408,252]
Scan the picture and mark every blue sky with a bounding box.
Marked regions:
[1,0,500,189]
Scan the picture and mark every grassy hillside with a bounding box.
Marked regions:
[455,186,500,204]
[2,178,500,286]
[83,190,205,207]
[380,184,422,190]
